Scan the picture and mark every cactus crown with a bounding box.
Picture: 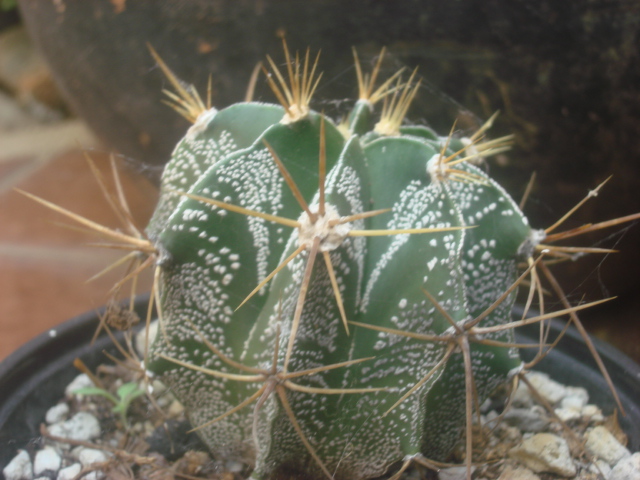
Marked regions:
[21,41,636,480]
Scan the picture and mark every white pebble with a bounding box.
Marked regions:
[135,319,158,356]
[610,452,640,480]
[582,404,604,422]
[72,453,105,480]
[509,433,577,477]
[562,386,589,407]
[3,450,33,480]
[555,407,582,423]
[503,407,550,432]
[57,463,82,480]
[65,374,94,397]
[78,448,109,467]
[45,403,70,424]
[48,411,101,441]
[498,465,541,480]
[585,426,630,466]
[83,471,104,480]
[511,380,535,408]
[588,459,612,478]
[225,460,244,473]
[70,445,84,459]
[525,372,567,405]
[151,379,167,396]
[561,395,586,410]
[34,446,62,476]
[438,466,476,480]
[167,399,185,417]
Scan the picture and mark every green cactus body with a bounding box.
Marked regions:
[146,54,534,480]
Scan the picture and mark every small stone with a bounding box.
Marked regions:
[34,446,62,476]
[574,473,601,480]
[48,411,101,441]
[225,460,244,473]
[45,403,70,424]
[501,424,524,443]
[509,433,576,477]
[438,466,475,480]
[609,452,640,480]
[561,387,589,409]
[582,405,604,423]
[65,374,94,397]
[84,471,104,480]
[585,426,630,466]
[135,319,158,356]
[480,398,493,413]
[151,379,167,396]
[70,445,84,459]
[560,398,585,412]
[76,448,109,480]
[512,380,535,408]
[525,372,567,405]
[78,447,109,467]
[555,407,583,422]
[498,465,541,480]
[57,463,82,480]
[178,451,210,476]
[483,410,502,432]
[167,399,184,416]
[503,407,550,432]
[587,459,612,478]
[3,450,33,480]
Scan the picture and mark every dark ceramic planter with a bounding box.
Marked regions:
[1,301,639,474]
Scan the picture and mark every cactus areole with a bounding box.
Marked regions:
[145,47,537,480]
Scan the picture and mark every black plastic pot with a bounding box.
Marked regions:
[1,302,639,473]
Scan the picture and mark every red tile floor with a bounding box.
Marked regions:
[0,126,158,360]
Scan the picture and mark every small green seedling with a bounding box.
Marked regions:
[74,382,145,429]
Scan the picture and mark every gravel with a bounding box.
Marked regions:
[4,369,639,480]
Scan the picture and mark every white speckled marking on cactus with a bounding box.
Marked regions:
[361,180,454,312]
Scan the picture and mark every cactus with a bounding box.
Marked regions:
[138,44,607,480]
[21,43,636,480]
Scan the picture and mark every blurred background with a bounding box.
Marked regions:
[1,0,639,363]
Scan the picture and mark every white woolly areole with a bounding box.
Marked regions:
[517,228,547,258]
[280,104,310,125]
[426,153,447,184]
[461,137,483,164]
[186,107,218,140]
[297,203,351,252]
